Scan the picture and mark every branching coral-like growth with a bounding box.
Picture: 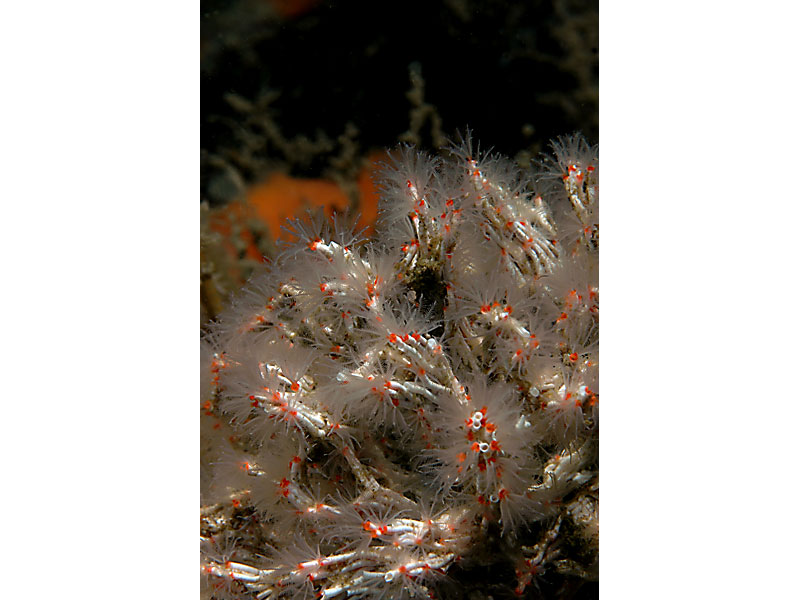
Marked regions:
[201,133,599,599]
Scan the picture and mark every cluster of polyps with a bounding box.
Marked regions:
[201,134,598,599]
[462,406,507,498]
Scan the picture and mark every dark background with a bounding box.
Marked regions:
[201,0,598,207]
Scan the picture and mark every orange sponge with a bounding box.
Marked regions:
[247,173,351,240]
